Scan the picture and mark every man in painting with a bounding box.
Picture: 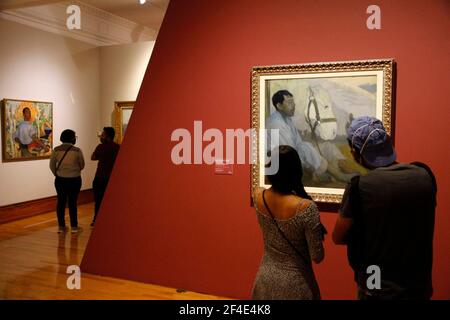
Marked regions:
[266,90,328,180]
[13,107,42,157]
[90,127,120,227]
[333,116,437,300]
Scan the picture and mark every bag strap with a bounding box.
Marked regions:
[262,190,312,266]
[56,145,73,175]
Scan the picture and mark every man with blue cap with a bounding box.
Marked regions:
[332,116,437,300]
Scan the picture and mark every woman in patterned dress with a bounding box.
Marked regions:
[252,145,326,300]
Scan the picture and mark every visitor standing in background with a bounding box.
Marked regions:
[50,129,85,234]
[91,127,120,227]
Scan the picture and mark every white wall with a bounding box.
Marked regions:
[99,41,154,127]
[0,19,100,206]
[0,20,154,207]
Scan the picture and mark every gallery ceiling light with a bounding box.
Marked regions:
[139,0,146,4]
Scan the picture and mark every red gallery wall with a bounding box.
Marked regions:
[81,0,450,299]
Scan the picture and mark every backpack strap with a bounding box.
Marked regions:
[345,175,366,282]
[410,162,437,207]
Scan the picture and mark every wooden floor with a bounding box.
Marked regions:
[0,203,230,300]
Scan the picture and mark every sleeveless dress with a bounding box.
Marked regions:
[252,191,324,300]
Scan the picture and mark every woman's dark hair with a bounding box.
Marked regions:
[266,145,312,200]
[60,129,76,143]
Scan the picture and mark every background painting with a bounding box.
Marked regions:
[114,101,134,144]
[1,99,53,162]
[121,108,133,137]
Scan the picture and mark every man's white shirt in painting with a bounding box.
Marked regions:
[266,110,325,174]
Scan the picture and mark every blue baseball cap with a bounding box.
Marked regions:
[347,116,396,167]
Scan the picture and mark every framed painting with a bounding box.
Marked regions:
[114,101,134,144]
[251,59,395,203]
[1,98,53,162]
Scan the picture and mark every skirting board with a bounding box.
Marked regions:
[0,189,94,224]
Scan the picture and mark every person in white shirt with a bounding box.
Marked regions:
[13,107,40,157]
[266,90,327,180]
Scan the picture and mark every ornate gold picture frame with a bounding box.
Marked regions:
[114,101,134,144]
[251,59,395,203]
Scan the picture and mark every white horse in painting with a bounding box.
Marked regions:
[305,86,338,141]
[304,86,357,183]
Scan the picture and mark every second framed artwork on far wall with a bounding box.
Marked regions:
[251,59,395,203]
[114,101,134,144]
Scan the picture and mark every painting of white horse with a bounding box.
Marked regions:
[252,59,395,203]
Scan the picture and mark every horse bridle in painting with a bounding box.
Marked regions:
[305,87,337,156]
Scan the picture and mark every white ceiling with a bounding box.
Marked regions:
[0,0,170,32]
[82,0,169,31]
